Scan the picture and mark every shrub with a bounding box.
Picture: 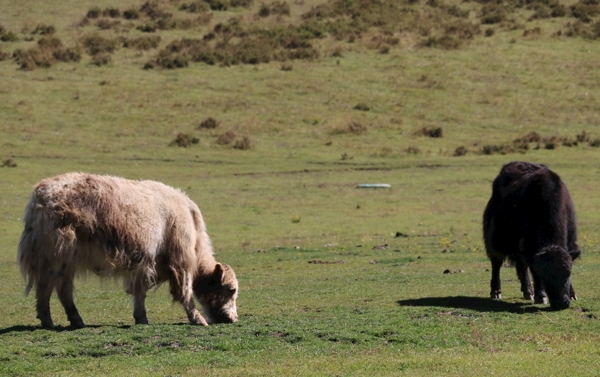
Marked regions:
[453,146,468,156]
[353,103,370,111]
[91,53,111,66]
[216,130,237,145]
[198,117,220,129]
[0,31,19,42]
[82,34,119,55]
[171,133,199,147]
[0,49,8,61]
[123,8,140,20]
[123,36,161,50]
[233,136,252,150]
[87,7,102,19]
[31,24,56,35]
[416,127,443,138]
[1,158,17,168]
[103,8,121,18]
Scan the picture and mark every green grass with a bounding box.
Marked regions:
[1,0,600,375]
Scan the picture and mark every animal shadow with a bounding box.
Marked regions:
[397,296,550,314]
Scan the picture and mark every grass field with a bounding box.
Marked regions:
[1,0,600,375]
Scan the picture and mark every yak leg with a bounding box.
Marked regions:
[56,270,85,328]
[530,270,548,304]
[570,283,578,301]
[170,274,208,326]
[133,291,149,325]
[489,256,503,299]
[35,271,56,329]
[515,259,534,300]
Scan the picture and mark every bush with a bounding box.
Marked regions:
[82,34,119,55]
[216,130,237,145]
[233,136,252,150]
[91,53,111,66]
[180,1,211,13]
[453,146,468,156]
[123,36,161,50]
[32,24,56,35]
[353,103,370,111]
[416,127,443,138]
[103,8,121,18]
[87,7,102,19]
[123,8,140,20]
[170,133,199,147]
[198,117,220,129]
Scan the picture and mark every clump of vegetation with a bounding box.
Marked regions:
[0,25,18,42]
[453,146,468,156]
[406,146,421,154]
[330,121,367,135]
[13,37,80,70]
[1,158,17,167]
[198,117,220,129]
[258,1,291,17]
[203,0,254,11]
[353,103,370,111]
[216,130,237,145]
[170,133,199,147]
[416,127,443,138]
[31,24,56,35]
[233,136,252,150]
[122,36,161,50]
[82,34,119,56]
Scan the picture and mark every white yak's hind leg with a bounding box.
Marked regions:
[56,265,85,328]
[127,277,150,325]
[35,269,56,329]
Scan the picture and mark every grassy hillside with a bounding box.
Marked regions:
[1,0,600,375]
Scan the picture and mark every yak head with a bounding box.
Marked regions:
[194,263,239,324]
[530,246,581,310]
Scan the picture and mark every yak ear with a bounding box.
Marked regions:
[214,263,224,279]
[569,249,582,261]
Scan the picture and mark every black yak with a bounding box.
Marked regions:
[483,161,580,310]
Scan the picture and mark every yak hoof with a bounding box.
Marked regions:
[534,295,548,305]
[70,320,86,329]
[490,291,502,300]
[135,318,149,325]
[41,321,55,330]
[523,292,534,301]
[571,295,578,301]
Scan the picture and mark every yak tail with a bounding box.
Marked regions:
[17,198,77,296]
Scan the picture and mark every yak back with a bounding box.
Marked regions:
[483,161,577,259]
[19,173,214,290]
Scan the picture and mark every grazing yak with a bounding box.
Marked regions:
[18,172,238,329]
[483,161,580,310]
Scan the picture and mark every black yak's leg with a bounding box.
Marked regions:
[490,256,503,299]
[56,271,85,328]
[515,259,534,300]
[530,270,548,304]
[35,271,56,329]
[570,283,577,301]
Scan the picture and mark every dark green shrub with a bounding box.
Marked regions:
[233,136,252,150]
[32,24,56,35]
[180,1,211,12]
[481,4,507,24]
[87,7,102,19]
[216,130,237,145]
[123,36,161,50]
[198,117,220,129]
[353,103,370,111]
[103,8,121,18]
[0,31,18,42]
[91,53,111,66]
[123,8,140,19]
[551,4,567,17]
[416,127,443,137]
[82,34,119,55]
[453,146,468,156]
[170,133,199,147]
